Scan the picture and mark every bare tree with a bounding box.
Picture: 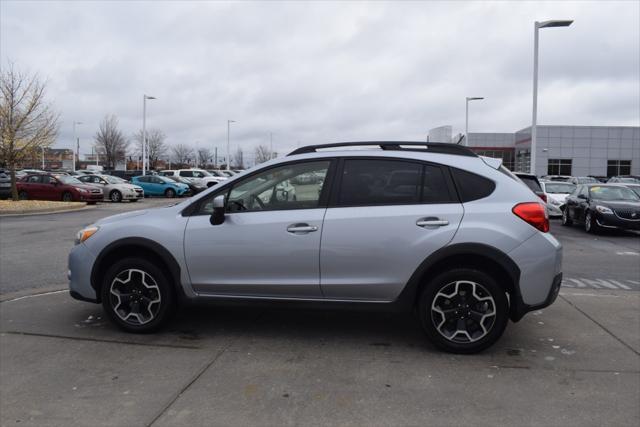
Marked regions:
[171,144,193,168]
[132,128,167,170]
[94,114,127,170]
[0,64,59,200]
[197,147,212,168]
[254,144,273,164]
[233,147,244,169]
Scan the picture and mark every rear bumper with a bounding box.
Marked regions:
[507,231,563,321]
[511,273,562,321]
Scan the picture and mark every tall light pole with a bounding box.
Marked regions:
[227,120,235,171]
[41,147,45,169]
[465,97,484,146]
[142,94,156,175]
[531,19,573,175]
[72,121,83,171]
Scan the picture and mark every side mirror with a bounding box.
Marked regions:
[577,194,587,200]
[210,195,226,225]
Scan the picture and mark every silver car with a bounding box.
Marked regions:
[69,142,562,353]
[78,174,144,202]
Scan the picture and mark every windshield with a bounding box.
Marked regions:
[103,175,126,184]
[589,186,640,201]
[56,175,83,185]
[615,177,640,183]
[545,183,576,194]
[576,177,598,184]
[629,187,640,198]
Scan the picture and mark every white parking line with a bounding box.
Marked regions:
[562,278,638,290]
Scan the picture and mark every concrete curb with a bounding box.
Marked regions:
[0,204,94,217]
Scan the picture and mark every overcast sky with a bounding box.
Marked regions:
[1,0,639,161]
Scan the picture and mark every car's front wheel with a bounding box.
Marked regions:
[562,208,573,226]
[165,188,176,198]
[18,191,28,200]
[62,191,73,202]
[418,269,509,354]
[585,211,600,234]
[110,190,122,202]
[101,257,176,333]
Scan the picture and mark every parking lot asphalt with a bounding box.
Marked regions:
[0,202,639,426]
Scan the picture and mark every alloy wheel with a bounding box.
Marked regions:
[111,190,122,202]
[585,212,592,232]
[109,269,161,325]
[430,280,497,344]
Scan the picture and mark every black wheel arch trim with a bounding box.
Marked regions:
[90,237,184,303]
[394,243,535,322]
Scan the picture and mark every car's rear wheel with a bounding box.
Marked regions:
[101,257,175,333]
[18,191,28,200]
[110,190,122,202]
[562,208,573,226]
[418,269,508,354]
[164,188,176,198]
[62,191,73,202]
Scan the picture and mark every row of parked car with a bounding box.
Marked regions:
[0,167,246,202]
[515,173,640,233]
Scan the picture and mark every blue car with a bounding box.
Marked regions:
[131,175,190,198]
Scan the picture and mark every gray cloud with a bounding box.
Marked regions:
[2,0,638,162]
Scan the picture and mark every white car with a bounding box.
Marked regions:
[540,181,576,217]
[160,169,222,188]
[78,174,144,202]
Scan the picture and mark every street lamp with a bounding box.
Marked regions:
[227,120,236,171]
[142,94,156,175]
[72,121,83,171]
[531,19,573,175]
[465,97,484,146]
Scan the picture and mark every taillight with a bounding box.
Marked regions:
[537,192,547,203]
[513,202,549,232]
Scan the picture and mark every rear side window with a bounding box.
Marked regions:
[180,171,193,177]
[451,168,496,202]
[519,176,542,192]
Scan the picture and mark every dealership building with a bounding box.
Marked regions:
[465,125,640,178]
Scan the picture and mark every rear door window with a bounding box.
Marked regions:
[180,171,194,177]
[337,159,422,206]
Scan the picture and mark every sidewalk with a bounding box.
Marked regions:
[1,289,638,426]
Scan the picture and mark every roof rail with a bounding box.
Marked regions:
[287,141,478,157]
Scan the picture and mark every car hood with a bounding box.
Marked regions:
[591,200,640,209]
[95,209,149,226]
[548,194,569,203]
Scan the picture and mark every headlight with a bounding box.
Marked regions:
[78,188,88,193]
[549,198,562,206]
[595,205,613,214]
[75,226,99,244]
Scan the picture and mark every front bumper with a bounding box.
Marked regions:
[122,191,143,200]
[547,203,563,217]
[595,212,640,231]
[68,243,99,303]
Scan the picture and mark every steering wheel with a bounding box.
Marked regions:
[250,194,266,210]
[228,200,247,211]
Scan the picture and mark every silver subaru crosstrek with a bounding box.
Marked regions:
[69,142,562,353]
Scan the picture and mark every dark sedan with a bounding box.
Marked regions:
[165,175,205,195]
[562,184,640,233]
[17,174,103,203]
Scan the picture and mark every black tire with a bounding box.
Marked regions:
[62,191,73,202]
[110,190,123,202]
[585,211,600,234]
[207,182,215,188]
[418,268,509,354]
[164,188,176,198]
[101,257,176,333]
[561,208,573,226]
[18,191,28,200]
[130,199,139,202]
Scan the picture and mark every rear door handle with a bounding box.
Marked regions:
[416,218,449,227]
[287,223,318,234]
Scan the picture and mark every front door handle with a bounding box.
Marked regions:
[287,223,318,234]
[417,218,449,227]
